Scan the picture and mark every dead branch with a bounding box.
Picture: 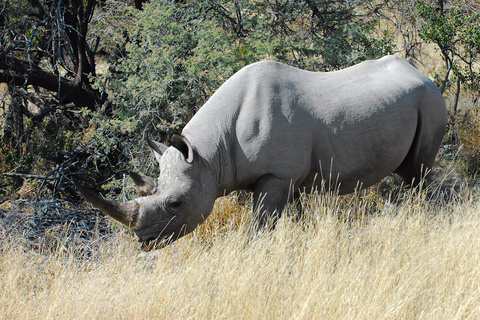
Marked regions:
[0,56,100,108]
[3,172,55,180]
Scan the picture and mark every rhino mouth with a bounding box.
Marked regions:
[140,236,173,251]
[138,228,177,251]
[137,218,190,251]
[141,238,160,251]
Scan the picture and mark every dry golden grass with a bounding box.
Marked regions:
[1,182,480,319]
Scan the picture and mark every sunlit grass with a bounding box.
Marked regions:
[1,182,480,319]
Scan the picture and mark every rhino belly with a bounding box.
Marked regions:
[304,121,416,194]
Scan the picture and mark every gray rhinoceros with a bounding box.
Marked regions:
[75,56,447,250]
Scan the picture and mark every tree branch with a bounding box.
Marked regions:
[3,172,55,180]
[0,56,99,108]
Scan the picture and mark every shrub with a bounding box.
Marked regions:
[457,106,480,176]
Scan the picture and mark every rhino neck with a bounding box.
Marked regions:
[182,128,238,198]
[181,72,248,196]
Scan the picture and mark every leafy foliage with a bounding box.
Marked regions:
[417,0,480,99]
[416,0,480,175]
[91,0,393,178]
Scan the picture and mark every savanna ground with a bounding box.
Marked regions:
[1,149,480,319]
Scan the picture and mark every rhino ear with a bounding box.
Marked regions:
[147,137,168,164]
[170,134,194,163]
[129,172,158,196]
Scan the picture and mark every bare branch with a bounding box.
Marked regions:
[0,56,99,108]
[3,172,55,180]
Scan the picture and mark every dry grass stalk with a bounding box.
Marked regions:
[1,180,480,319]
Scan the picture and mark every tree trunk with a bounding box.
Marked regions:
[453,76,461,113]
[2,86,25,147]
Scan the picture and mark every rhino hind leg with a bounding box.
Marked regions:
[394,157,430,188]
[251,174,293,230]
[394,115,444,188]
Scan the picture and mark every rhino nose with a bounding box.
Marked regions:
[141,238,156,252]
[140,237,169,251]
[136,231,156,250]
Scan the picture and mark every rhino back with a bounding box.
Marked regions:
[182,56,445,194]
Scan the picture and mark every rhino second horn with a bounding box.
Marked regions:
[129,172,157,196]
[73,178,140,229]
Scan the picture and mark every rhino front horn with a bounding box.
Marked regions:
[73,178,140,229]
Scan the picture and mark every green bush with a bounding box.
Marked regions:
[90,0,393,178]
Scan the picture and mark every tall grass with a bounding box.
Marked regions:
[1,185,480,319]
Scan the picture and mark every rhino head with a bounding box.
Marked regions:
[74,134,218,250]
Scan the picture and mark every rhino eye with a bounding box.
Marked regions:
[167,199,183,210]
[171,201,181,208]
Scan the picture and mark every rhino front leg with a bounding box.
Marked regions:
[251,175,293,230]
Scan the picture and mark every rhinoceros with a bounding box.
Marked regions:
[75,55,447,250]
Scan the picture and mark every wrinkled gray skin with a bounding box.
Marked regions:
[76,56,447,250]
